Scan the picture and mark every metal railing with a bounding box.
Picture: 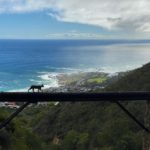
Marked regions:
[0,91,150,102]
[0,91,150,132]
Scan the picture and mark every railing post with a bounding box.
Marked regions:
[143,101,150,150]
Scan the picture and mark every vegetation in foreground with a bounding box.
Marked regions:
[0,62,150,150]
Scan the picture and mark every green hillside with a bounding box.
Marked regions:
[0,63,150,150]
[106,62,150,91]
[34,63,150,150]
[34,102,143,150]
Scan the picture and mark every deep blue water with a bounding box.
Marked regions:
[0,39,150,91]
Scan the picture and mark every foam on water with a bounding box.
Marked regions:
[37,72,59,88]
[7,72,60,92]
[9,87,29,92]
[3,63,146,92]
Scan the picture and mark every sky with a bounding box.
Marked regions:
[0,0,150,39]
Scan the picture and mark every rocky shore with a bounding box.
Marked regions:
[44,71,116,93]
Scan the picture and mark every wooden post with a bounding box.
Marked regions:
[143,101,150,150]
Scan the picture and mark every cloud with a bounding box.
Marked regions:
[50,0,150,32]
[47,31,105,39]
[0,0,150,32]
[0,0,56,13]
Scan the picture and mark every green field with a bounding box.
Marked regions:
[87,77,107,84]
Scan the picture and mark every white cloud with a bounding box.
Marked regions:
[0,0,150,32]
[51,0,150,32]
[0,0,56,13]
[47,31,105,39]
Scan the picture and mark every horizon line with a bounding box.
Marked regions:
[0,38,150,41]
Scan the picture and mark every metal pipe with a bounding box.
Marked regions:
[0,92,149,102]
[0,102,30,130]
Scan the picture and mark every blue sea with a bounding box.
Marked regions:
[0,39,150,91]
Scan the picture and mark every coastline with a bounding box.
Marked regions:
[44,71,111,93]
[8,70,126,93]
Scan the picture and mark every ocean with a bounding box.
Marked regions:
[0,39,150,91]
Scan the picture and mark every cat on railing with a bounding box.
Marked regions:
[28,84,44,92]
